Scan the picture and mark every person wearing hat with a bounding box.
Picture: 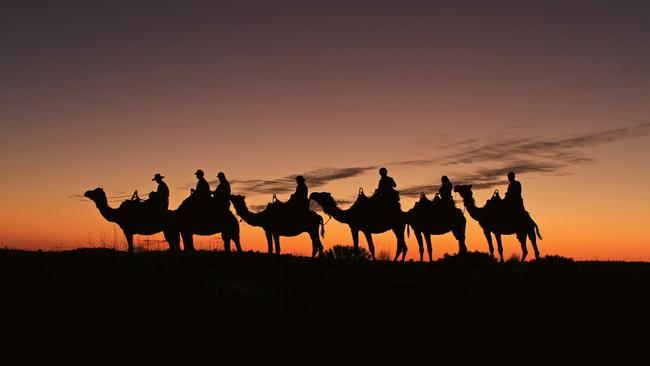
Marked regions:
[192,169,211,200]
[213,171,231,205]
[289,175,309,212]
[376,167,398,198]
[438,175,455,209]
[151,173,169,209]
[504,171,524,212]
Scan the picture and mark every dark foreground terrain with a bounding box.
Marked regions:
[2,249,650,350]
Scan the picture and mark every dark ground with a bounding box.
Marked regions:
[2,249,649,353]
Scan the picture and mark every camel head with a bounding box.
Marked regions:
[84,187,107,205]
[229,194,247,213]
[453,184,473,200]
[309,192,336,213]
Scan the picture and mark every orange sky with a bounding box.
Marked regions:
[1,1,649,260]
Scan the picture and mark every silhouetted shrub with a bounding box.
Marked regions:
[438,251,497,265]
[323,245,371,260]
[533,255,575,265]
[506,254,521,263]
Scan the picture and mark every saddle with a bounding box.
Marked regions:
[415,192,456,215]
[356,188,401,212]
[267,194,308,217]
[486,190,528,216]
[485,190,502,210]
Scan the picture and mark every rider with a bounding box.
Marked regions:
[213,171,231,205]
[151,173,169,210]
[504,171,525,212]
[192,169,211,200]
[288,175,309,212]
[438,175,455,209]
[376,167,398,201]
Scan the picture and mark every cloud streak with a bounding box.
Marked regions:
[175,122,650,197]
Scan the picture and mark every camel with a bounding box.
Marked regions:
[453,185,542,262]
[229,195,324,257]
[405,194,467,262]
[309,191,408,261]
[171,196,242,253]
[84,187,180,253]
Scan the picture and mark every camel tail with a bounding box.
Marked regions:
[320,217,325,238]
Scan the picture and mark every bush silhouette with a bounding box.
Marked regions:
[438,251,497,265]
[323,245,372,260]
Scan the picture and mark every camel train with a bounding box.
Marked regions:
[85,169,541,262]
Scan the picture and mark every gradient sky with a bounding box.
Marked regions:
[1,1,649,260]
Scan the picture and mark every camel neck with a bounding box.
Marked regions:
[235,203,264,227]
[462,196,482,221]
[96,199,119,223]
[323,203,350,224]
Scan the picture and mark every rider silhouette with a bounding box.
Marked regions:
[192,169,211,200]
[213,172,231,201]
[213,171,231,210]
[151,173,169,210]
[504,171,524,211]
[289,175,309,212]
[375,167,399,202]
[438,175,455,208]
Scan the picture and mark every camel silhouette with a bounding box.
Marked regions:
[171,196,242,253]
[405,193,467,261]
[309,191,407,261]
[84,187,180,253]
[229,194,325,257]
[454,185,542,262]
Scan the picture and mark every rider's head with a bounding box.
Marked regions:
[152,173,164,182]
[379,167,388,177]
[195,169,204,178]
[507,171,515,182]
[442,175,450,184]
[217,172,226,181]
[296,175,305,183]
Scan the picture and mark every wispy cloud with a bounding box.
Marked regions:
[185,166,378,197]
[175,122,650,198]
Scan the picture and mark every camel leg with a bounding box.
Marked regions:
[394,226,407,261]
[529,228,540,260]
[424,234,433,262]
[309,229,322,258]
[181,232,195,252]
[351,228,362,258]
[518,233,528,262]
[233,221,242,252]
[363,231,376,260]
[454,216,468,255]
[124,232,134,254]
[163,230,180,252]
[414,231,424,262]
[233,232,242,253]
[483,229,494,258]
[222,233,231,253]
[265,231,273,254]
[495,233,504,263]
[273,234,281,255]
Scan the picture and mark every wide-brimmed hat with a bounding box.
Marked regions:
[152,173,164,181]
